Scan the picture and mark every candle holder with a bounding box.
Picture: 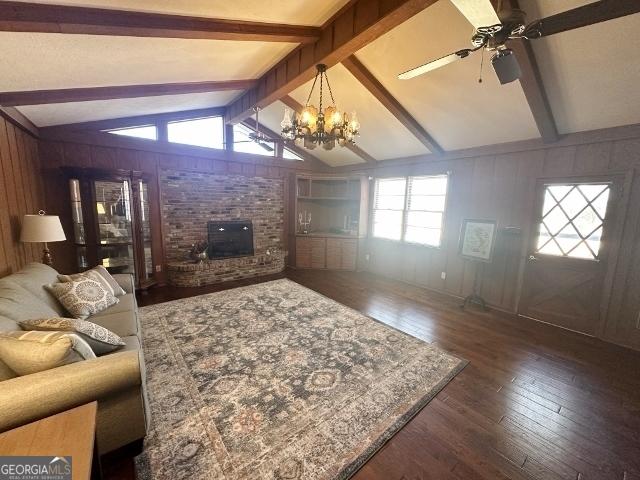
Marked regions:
[298,211,312,234]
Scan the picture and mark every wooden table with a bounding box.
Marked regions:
[0,402,98,480]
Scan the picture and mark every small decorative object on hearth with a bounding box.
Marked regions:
[189,241,209,263]
[281,63,360,150]
[20,210,66,266]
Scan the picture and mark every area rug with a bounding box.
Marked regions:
[135,279,466,480]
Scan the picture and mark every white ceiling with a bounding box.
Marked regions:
[17,91,242,127]
[520,0,640,134]
[356,0,540,151]
[9,0,350,26]
[1,0,640,163]
[0,33,294,90]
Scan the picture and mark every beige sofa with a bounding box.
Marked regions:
[0,263,148,455]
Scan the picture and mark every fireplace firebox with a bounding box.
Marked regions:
[207,220,254,259]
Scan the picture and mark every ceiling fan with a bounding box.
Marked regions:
[227,107,279,152]
[398,0,638,84]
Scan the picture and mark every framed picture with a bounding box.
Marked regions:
[459,219,498,262]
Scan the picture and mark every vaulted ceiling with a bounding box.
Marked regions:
[1,0,639,166]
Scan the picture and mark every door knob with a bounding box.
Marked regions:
[528,255,538,261]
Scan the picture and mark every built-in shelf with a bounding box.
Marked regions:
[290,174,369,271]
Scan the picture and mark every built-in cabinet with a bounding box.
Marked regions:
[290,174,368,271]
[63,167,156,290]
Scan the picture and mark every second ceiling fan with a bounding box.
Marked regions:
[398,0,639,84]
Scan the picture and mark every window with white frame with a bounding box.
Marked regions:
[372,174,448,247]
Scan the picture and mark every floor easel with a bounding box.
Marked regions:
[460,260,489,311]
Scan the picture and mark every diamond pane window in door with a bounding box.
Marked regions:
[536,183,610,259]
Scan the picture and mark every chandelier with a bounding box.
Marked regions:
[280,64,360,150]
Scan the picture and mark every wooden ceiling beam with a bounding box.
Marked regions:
[226,0,440,124]
[509,38,559,143]
[342,55,443,154]
[499,0,558,143]
[281,95,376,165]
[0,80,256,106]
[0,106,39,137]
[535,0,640,38]
[0,1,320,43]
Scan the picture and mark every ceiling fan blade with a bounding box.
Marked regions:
[398,49,472,80]
[450,0,501,29]
[257,141,275,153]
[529,0,640,38]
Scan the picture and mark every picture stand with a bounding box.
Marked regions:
[460,261,488,311]
[458,218,498,312]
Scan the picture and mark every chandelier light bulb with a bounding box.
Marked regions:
[350,112,360,132]
[281,107,293,129]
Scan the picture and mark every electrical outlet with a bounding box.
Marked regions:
[441,271,446,280]
[365,253,370,261]
[155,265,162,272]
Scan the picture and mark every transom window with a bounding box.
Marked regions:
[536,183,611,259]
[232,124,276,157]
[283,147,303,161]
[167,117,224,149]
[372,175,448,247]
[105,125,157,140]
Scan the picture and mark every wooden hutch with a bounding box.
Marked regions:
[289,174,368,271]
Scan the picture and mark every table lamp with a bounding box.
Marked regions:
[20,210,66,266]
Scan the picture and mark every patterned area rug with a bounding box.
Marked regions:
[135,279,466,480]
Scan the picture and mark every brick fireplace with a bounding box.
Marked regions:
[161,169,286,286]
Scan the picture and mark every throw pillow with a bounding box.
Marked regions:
[58,265,126,297]
[46,278,119,320]
[20,317,125,355]
[0,331,96,376]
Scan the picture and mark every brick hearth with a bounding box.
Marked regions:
[166,250,286,287]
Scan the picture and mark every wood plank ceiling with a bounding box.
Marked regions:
[0,0,639,165]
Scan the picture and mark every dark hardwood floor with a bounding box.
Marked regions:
[112,268,640,480]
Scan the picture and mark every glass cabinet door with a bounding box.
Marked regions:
[69,179,89,270]
[67,170,156,290]
[137,180,154,284]
[94,180,136,275]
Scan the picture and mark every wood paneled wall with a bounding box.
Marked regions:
[341,129,640,351]
[0,115,44,277]
[38,131,321,281]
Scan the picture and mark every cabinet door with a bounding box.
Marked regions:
[296,237,312,268]
[311,238,326,269]
[341,239,357,271]
[326,238,342,270]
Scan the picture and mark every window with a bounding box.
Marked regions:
[105,125,157,140]
[283,147,303,161]
[536,183,611,259]
[372,175,448,247]
[167,116,224,149]
[373,178,406,240]
[405,175,448,246]
[232,123,275,157]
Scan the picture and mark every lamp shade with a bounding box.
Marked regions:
[20,214,66,243]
